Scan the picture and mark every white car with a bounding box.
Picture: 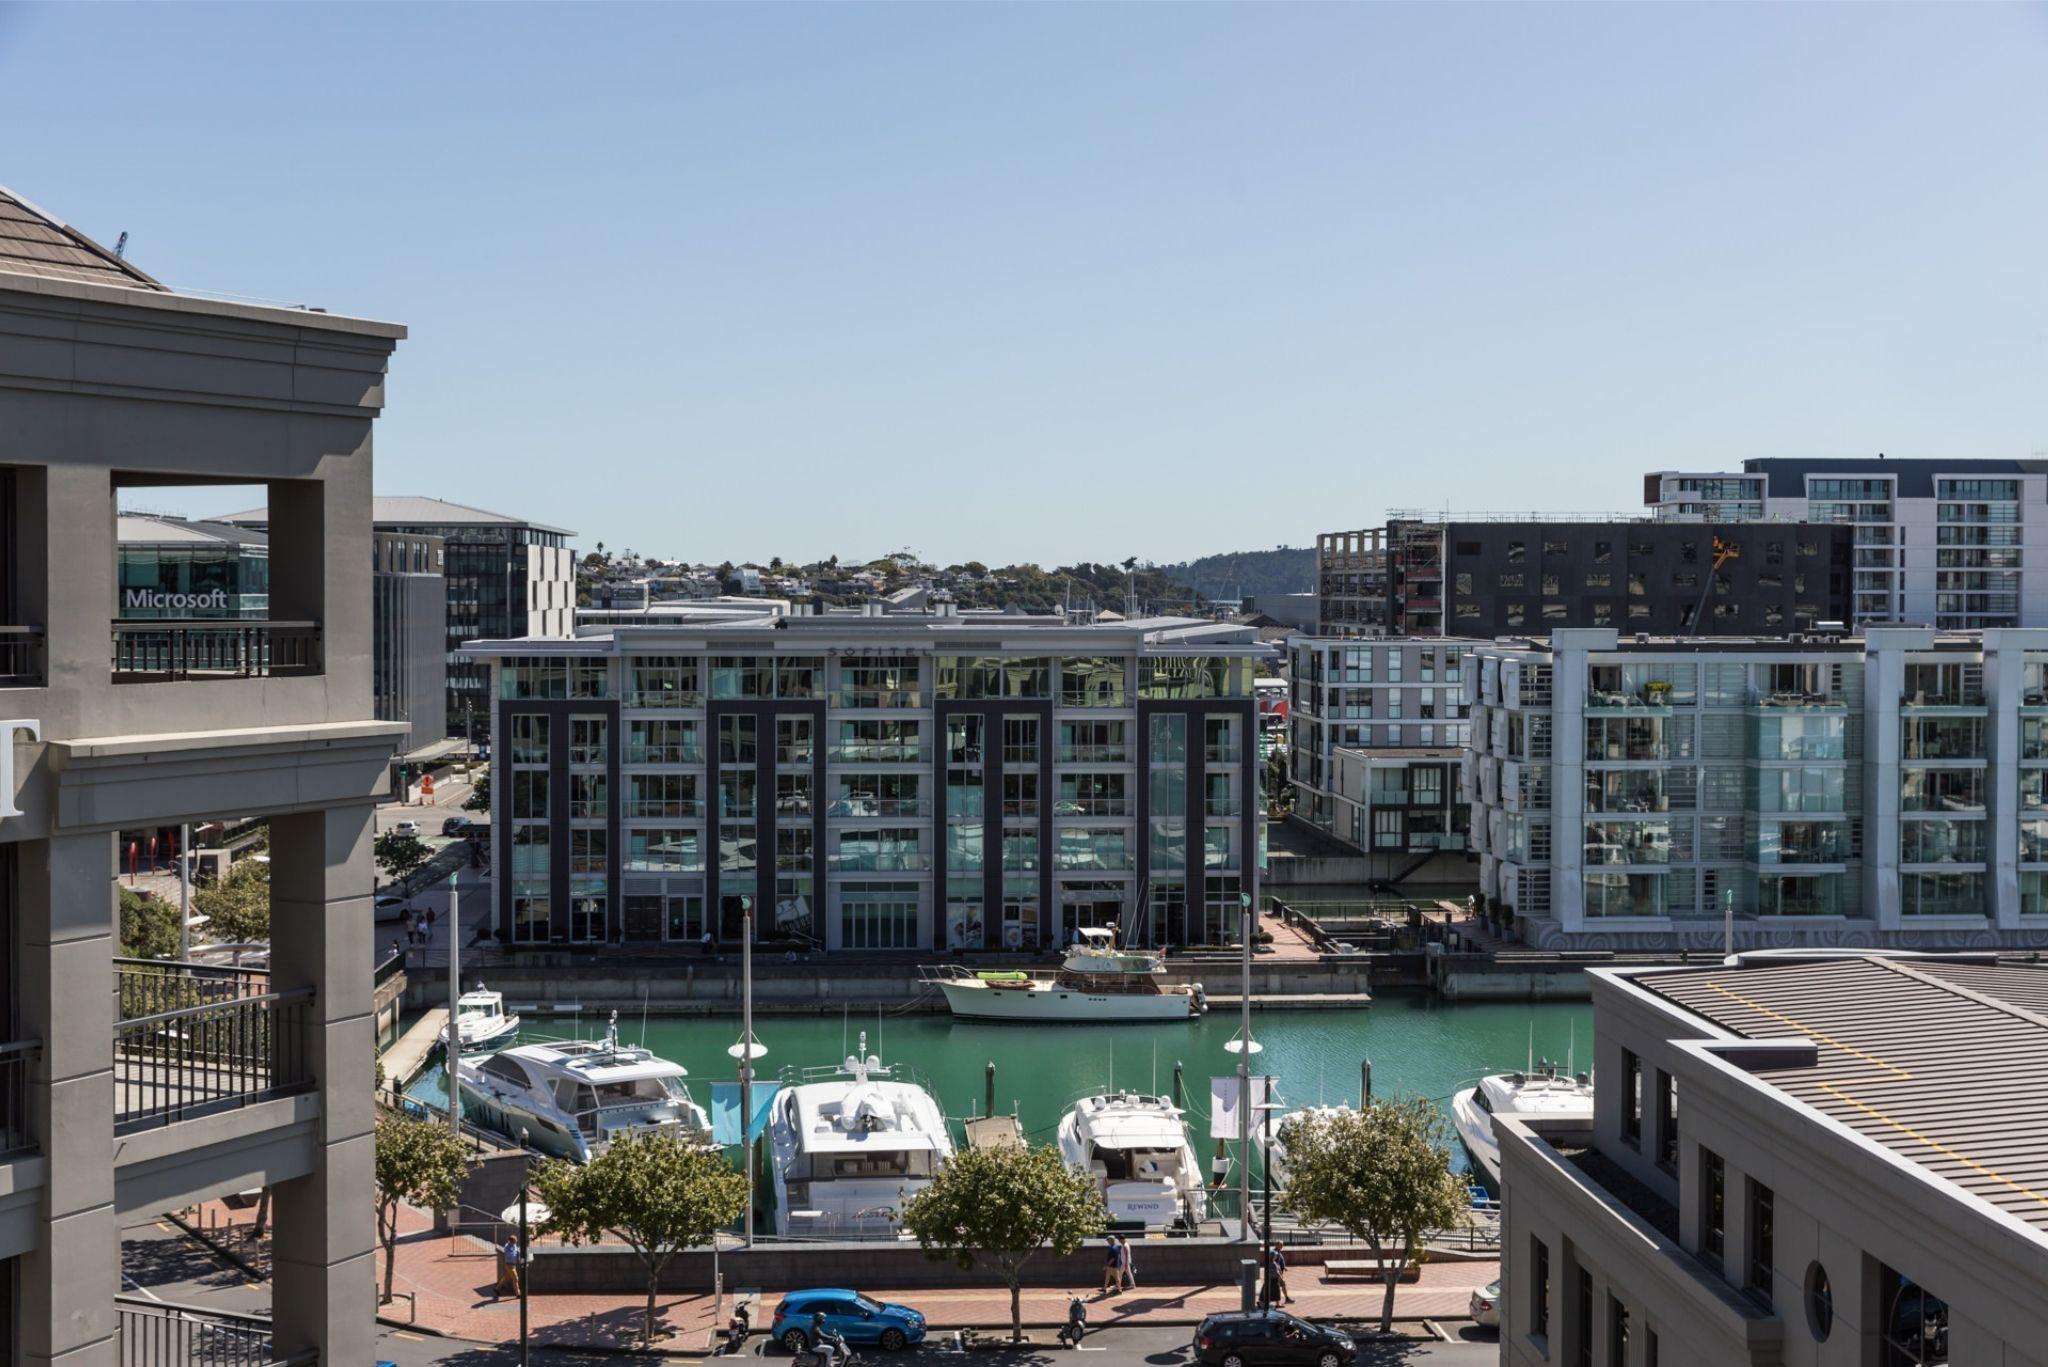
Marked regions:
[1469,1280,1501,1329]
[392,820,421,837]
[374,895,410,922]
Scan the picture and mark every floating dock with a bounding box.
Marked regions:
[381,1007,447,1090]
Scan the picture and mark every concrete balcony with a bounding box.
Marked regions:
[117,1295,307,1367]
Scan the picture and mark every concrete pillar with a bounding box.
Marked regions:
[266,805,377,1367]
[15,832,117,1367]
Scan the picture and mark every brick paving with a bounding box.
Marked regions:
[181,1196,1496,1350]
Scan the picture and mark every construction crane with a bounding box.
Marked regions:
[1688,536,1740,637]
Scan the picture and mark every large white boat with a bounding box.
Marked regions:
[1452,1066,1595,1185]
[1057,1091,1203,1231]
[455,1014,712,1162]
[923,928,1206,1022]
[440,983,520,1050]
[767,1033,954,1239]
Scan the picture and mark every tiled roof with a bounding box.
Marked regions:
[0,184,165,291]
[1641,956,2048,1236]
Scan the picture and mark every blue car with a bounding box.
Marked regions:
[772,1288,927,1354]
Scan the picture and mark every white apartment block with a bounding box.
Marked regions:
[1645,458,2048,629]
[1466,627,2048,951]
[1499,951,2045,1366]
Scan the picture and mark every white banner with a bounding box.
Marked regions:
[1209,1074,1278,1140]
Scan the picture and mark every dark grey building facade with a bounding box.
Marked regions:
[373,530,447,751]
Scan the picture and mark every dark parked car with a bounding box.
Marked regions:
[442,816,475,837]
[1194,1312,1354,1367]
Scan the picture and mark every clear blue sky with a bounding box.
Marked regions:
[6,3,2047,566]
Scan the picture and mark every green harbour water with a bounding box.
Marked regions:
[403,997,1593,1175]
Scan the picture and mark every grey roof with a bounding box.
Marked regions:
[116,514,267,549]
[1640,956,2048,1237]
[214,495,573,537]
[1741,457,2048,500]
[0,184,165,291]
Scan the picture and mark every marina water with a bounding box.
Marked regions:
[405,999,1592,1175]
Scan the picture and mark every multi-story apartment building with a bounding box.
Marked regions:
[1467,626,2048,949]
[1314,528,1388,638]
[1646,457,2048,629]
[468,612,1269,952]
[1498,950,2047,1365]
[1287,637,1476,869]
[1316,516,1853,638]
[221,497,575,740]
[1,185,403,1367]
[373,530,447,752]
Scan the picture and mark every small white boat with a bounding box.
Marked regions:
[1057,1091,1203,1231]
[1452,1065,1594,1185]
[924,928,1205,1022]
[1265,1103,1357,1188]
[456,1013,712,1162]
[768,1032,954,1239]
[441,983,520,1049]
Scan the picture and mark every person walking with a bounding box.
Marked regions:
[700,928,715,958]
[1120,1235,1137,1291]
[494,1234,522,1298]
[1267,1244,1290,1304]
[1099,1236,1122,1295]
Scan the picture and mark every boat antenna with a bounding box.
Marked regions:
[1152,1041,1158,1096]
[1568,1021,1575,1078]
[1526,1020,1534,1076]
[640,981,650,1047]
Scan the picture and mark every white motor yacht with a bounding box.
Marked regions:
[455,1013,711,1162]
[924,928,1205,1022]
[1264,1103,1357,1188]
[1056,1091,1203,1230]
[767,1033,954,1239]
[1452,1065,1594,1185]
[440,983,520,1050]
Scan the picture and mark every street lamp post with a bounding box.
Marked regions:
[728,896,767,1250]
[518,1126,531,1367]
[1222,891,1259,1241]
[1256,1097,1283,1309]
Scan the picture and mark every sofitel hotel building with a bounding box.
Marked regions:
[467,610,1270,953]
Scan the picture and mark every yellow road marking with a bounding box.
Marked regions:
[1817,1082,2048,1212]
[392,1331,424,1342]
[1705,982,1912,1079]
[154,1222,170,1232]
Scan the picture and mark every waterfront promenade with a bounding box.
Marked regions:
[175,1196,1496,1351]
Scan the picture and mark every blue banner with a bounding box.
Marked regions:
[711,1082,782,1145]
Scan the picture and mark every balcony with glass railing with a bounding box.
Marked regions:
[1055,744,1131,764]
[0,625,44,688]
[829,741,930,764]
[111,620,321,683]
[625,743,703,765]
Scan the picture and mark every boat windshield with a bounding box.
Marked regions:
[1089,1146,1181,1181]
[458,1001,496,1019]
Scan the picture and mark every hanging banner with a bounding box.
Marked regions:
[1209,1074,1278,1140]
[711,1082,783,1145]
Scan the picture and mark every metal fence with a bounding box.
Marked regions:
[0,1039,38,1156]
[0,624,43,687]
[111,620,321,682]
[114,988,315,1133]
[116,959,270,1021]
[116,1295,312,1367]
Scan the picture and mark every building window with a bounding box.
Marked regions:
[569,895,605,943]
[1745,1180,1774,1308]
[1621,1050,1642,1147]
[1574,1268,1592,1367]
[1878,1265,1948,1366]
[1607,1297,1629,1366]
[840,888,919,949]
[1805,1263,1834,1342]
[1530,1236,1550,1342]
[1655,1070,1677,1171]
[1062,656,1128,708]
[1702,1148,1725,1263]
[512,896,550,944]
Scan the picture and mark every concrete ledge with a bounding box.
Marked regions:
[0,1154,48,1261]
[51,718,409,761]
[113,1092,320,1214]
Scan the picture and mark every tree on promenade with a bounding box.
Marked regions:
[375,830,432,900]
[194,858,270,943]
[119,887,180,959]
[463,772,491,812]
[1278,1099,1468,1332]
[374,1110,470,1303]
[532,1131,747,1344]
[901,1140,1107,1343]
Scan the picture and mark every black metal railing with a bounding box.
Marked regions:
[116,958,270,1021]
[113,988,314,1133]
[111,620,322,682]
[0,625,43,687]
[116,1295,312,1367]
[0,1039,39,1156]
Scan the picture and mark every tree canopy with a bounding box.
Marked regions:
[194,858,270,944]
[1277,1099,1469,1331]
[373,1110,470,1302]
[119,886,180,959]
[375,830,433,893]
[533,1132,747,1343]
[901,1141,1106,1341]
[463,771,491,812]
